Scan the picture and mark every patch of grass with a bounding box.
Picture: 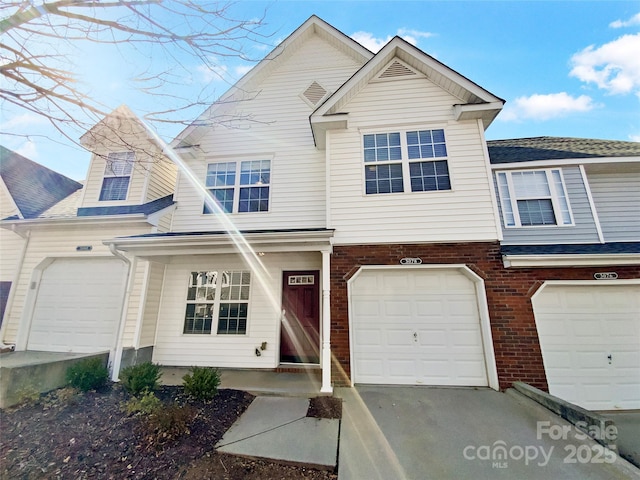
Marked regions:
[65,357,109,392]
[15,385,40,407]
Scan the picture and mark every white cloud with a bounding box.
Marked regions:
[197,59,229,83]
[15,140,39,160]
[500,93,596,121]
[629,133,640,142]
[0,112,48,131]
[609,12,640,28]
[351,28,435,52]
[570,33,640,96]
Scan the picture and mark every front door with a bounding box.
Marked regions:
[281,271,320,363]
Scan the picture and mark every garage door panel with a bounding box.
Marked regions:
[28,258,127,353]
[351,268,488,386]
[534,284,640,410]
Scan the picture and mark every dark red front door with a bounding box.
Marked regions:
[281,271,320,363]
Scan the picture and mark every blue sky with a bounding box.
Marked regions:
[1,1,639,180]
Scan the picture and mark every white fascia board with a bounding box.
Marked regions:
[454,102,504,120]
[310,114,349,150]
[0,214,149,231]
[503,253,640,268]
[491,156,640,170]
[105,230,335,256]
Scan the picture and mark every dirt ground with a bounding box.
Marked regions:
[0,385,341,480]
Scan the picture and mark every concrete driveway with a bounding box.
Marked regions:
[336,386,639,480]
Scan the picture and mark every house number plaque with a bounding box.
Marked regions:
[400,257,422,265]
[594,272,618,280]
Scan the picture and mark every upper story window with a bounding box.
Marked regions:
[204,159,271,214]
[99,151,134,201]
[496,169,573,227]
[363,129,450,195]
[184,270,251,335]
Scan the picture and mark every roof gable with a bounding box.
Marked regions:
[172,15,373,147]
[310,36,504,147]
[0,146,82,219]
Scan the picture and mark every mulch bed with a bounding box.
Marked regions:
[0,385,341,480]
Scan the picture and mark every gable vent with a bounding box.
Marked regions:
[303,81,328,106]
[380,60,417,78]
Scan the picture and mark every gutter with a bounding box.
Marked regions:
[108,243,135,382]
[503,253,640,268]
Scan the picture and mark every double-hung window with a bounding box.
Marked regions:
[496,169,573,227]
[184,270,251,335]
[364,129,451,195]
[99,151,134,201]
[204,160,270,214]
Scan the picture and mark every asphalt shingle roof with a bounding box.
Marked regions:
[0,145,82,218]
[487,137,640,164]
[76,194,175,217]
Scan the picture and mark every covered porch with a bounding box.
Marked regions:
[105,228,335,393]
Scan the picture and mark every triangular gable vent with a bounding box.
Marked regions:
[379,60,418,79]
[302,81,328,106]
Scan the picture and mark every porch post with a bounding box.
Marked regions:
[320,250,332,393]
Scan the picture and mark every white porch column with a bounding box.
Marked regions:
[320,250,333,393]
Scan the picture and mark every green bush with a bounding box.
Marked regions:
[65,357,109,392]
[182,366,221,401]
[123,390,162,415]
[119,362,162,395]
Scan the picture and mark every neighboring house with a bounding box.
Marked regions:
[0,146,82,330]
[2,16,638,411]
[487,137,640,410]
[0,105,178,377]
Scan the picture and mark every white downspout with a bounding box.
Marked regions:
[108,243,135,381]
[320,249,333,393]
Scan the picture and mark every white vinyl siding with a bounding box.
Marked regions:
[139,261,165,347]
[496,167,601,245]
[587,169,640,242]
[145,158,178,203]
[329,75,500,244]
[170,34,364,232]
[152,252,321,368]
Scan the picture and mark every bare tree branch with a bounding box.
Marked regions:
[1,0,272,160]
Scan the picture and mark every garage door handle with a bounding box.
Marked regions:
[607,354,612,364]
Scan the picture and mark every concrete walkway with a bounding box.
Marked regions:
[215,396,339,469]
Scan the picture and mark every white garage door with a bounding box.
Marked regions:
[28,258,127,353]
[350,268,488,386]
[533,283,640,411]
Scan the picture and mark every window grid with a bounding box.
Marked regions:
[498,169,573,227]
[99,151,134,201]
[363,129,451,195]
[183,270,250,335]
[204,160,270,214]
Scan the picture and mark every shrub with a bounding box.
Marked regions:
[142,403,195,448]
[66,357,109,392]
[119,362,161,395]
[182,366,221,401]
[123,390,162,415]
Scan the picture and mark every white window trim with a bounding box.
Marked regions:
[99,151,134,202]
[203,157,272,215]
[183,270,251,336]
[497,168,574,228]
[360,127,453,196]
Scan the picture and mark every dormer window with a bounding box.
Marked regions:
[99,151,134,201]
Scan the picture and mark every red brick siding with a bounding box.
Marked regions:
[329,242,640,391]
